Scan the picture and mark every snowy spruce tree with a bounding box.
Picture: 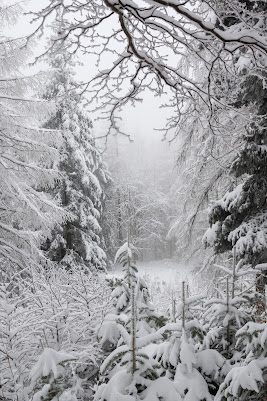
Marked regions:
[202,256,264,360]
[0,2,68,278]
[200,256,266,400]
[201,2,267,397]
[153,282,228,401]
[42,53,110,271]
[216,321,267,401]
[95,286,164,401]
[204,1,267,290]
[96,242,176,401]
[99,241,167,351]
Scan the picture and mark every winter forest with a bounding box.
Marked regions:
[1,0,267,400]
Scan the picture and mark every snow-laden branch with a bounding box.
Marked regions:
[30,0,267,137]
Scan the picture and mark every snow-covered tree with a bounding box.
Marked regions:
[216,322,267,401]
[155,290,205,372]
[204,1,267,289]
[28,1,267,270]
[168,97,248,265]
[198,255,266,400]
[99,242,166,350]
[101,136,174,262]
[153,282,227,400]
[96,243,172,401]
[200,255,264,360]
[0,1,68,278]
[103,180,170,260]
[42,53,110,271]
[31,1,267,140]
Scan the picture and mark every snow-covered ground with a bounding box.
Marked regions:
[109,259,209,315]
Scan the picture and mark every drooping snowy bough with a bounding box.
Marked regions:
[30,0,267,138]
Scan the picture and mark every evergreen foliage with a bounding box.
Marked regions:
[216,320,267,401]
[0,2,68,277]
[154,283,225,400]
[43,54,110,271]
[201,257,267,400]
[204,1,267,274]
[96,243,169,401]
[100,243,167,349]
[202,260,262,359]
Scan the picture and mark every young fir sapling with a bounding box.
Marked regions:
[154,281,226,400]
[202,249,264,360]
[95,242,172,401]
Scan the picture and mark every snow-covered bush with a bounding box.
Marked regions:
[0,282,37,400]
[0,264,111,400]
[216,322,267,401]
[29,348,76,401]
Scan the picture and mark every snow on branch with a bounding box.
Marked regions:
[29,0,267,138]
